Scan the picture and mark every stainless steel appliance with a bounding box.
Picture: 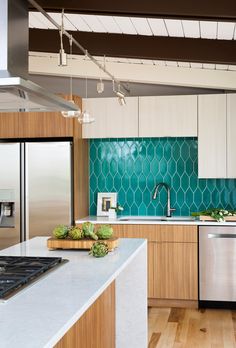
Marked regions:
[199,226,236,307]
[0,255,67,301]
[0,0,77,112]
[0,141,72,249]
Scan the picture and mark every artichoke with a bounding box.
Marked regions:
[96,225,113,240]
[68,226,84,240]
[82,222,98,240]
[89,242,109,258]
[53,225,69,239]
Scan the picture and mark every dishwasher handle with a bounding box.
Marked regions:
[208,233,236,239]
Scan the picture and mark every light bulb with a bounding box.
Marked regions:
[78,110,95,124]
[61,100,81,118]
[97,79,104,94]
[118,96,126,106]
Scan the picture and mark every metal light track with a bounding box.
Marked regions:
[28,0,129,95]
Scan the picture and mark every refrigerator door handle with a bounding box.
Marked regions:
[20,143,26,242]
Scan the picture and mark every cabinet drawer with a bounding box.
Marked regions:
[111,224,197,243]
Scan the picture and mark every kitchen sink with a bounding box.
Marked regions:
[118,216,196,222]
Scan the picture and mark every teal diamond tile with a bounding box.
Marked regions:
[114,173,121,190]
[89,138,236,216]
[143,159,151,177]
[134,157,142,175]
[135,188,142,204]
[150,159,159,176]
[139,173,147,191]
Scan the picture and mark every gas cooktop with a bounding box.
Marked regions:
[0,256,66,300]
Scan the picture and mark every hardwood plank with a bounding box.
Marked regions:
[231,311,236,342]
[168,308,186,323]
[149,308,236,348]
[148,333,161,348]
[148,308,171,342]
[156,322,178,348]
[55,281,115,348]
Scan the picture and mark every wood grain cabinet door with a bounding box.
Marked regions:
[154,242,198,300]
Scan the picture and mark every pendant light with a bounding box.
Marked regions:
[61,33,81,118]
[78,77,95,124]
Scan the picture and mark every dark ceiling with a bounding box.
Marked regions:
[28,1,236,21]
[28,0,236,65]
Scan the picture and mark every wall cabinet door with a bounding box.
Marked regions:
[139,95,197,137]
[82,97,139,138]
[227,94,236,178]
[198,94,227,178]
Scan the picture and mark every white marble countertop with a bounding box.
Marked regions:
[76,215,236,226]
[0,237,146,348]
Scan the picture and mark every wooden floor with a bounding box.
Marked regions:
[148,307,236,348]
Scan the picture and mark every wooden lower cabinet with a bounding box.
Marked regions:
[111,224,198,306]
[54,281,115,348]
[149,241,198,300]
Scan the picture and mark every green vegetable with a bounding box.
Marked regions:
[96,225,113,240]
[82,222,98,240]
[53,225,69,239]
[191,208,236,222]
[68,226,84,240]
[89,242,109,257]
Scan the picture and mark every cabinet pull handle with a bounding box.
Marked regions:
[208,233,236,239]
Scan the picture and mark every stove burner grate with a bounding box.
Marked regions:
[0,256,63,299]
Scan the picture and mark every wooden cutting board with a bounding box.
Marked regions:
[199,215,236,222]
[47,237,119,251]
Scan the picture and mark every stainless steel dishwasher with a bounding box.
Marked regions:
[199,226,236,308]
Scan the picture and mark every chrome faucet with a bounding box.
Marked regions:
[152,182,176,217]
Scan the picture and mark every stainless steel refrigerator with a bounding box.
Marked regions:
[0,141,73,250]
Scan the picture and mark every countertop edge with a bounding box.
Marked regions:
[75,216,236,226]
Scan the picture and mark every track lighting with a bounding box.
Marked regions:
[113,81,126,106]
[118,96,126,106]
[58,10,67,67]
[78,77,95,124]
[78,110,95,124]
[97,79,104,94]
[61,34,81,118]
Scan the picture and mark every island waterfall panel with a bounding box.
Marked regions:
[55,282,115,348]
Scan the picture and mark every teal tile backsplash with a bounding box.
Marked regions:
[89,138,236,216]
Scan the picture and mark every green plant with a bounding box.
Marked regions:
[82,222,98,240]
[53,225,69,239]
[96,225,113,239]
[68,226,84,240]
[89,242,109,257]
[191,209,236,222]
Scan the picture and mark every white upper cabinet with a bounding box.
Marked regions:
[198,94,227,178]
[226,94,236,178]
[82,97,139,138]
[139,95,197,137]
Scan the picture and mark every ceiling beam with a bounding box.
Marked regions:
[29,29,236,65]
[28,0,236,21]
[29,52,236,91]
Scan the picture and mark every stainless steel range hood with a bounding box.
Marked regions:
[0,0,78,112]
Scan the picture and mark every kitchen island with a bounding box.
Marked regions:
[0,237,147,348]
